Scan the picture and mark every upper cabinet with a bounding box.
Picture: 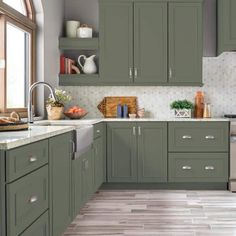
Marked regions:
[217,0,236,55]
[99,0,203,86]
[168,2,203,85]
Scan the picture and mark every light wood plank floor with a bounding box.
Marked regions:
[63,190,236,236]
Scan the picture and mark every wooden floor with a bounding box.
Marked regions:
[63,190,236,236]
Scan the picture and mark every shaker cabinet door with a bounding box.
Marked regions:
[107,123,137,182]
[100,0,133,84]
[168,2,203,85]
[218,0,236,55]
[137,122,168,182]
[134,2,168,84]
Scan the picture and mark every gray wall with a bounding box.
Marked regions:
[35,0,64,116]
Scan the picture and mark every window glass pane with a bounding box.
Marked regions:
[6,23,30,109]
[3,0,26,16]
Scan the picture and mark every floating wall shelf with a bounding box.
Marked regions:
[59,38,99,50]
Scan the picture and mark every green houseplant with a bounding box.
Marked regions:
[170,100,194,118]
[46,89,72,120]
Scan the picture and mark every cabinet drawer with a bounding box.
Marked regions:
[7,166,48,236]
[168,122,229,152]
[6,140,48,182]
[94,122,103,139]
[20,211,49,236]
[168,153,228,182]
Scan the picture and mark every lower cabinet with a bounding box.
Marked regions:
[20,212,49,236]
[93,136,104,190]
[49,132,73,236]
[169,153,229,182]
[107,122,168,183]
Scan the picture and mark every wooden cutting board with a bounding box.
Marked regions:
[97,96,137,118]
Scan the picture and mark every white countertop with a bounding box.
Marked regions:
[0,117,230,150]
[0,125,74,150]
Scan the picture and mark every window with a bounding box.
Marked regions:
[0,0,35,116]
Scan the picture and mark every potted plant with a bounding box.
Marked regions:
[170,100,194,118]
[46,89,72,120]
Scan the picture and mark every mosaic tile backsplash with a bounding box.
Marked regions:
[61,52,236,118]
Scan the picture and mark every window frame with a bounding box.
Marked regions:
[0,0,36,117]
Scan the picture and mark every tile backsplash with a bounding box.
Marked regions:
[61,52,236,118]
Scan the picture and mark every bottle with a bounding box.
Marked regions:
[117,104,123,118]
[203,103,211,118]
[123,104,128,118]
[194,91,204,118]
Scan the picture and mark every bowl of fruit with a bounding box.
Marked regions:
[64,106,88,119]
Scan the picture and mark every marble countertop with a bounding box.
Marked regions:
[0,125,74,150]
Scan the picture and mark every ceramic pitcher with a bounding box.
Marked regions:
[78,55,97,74]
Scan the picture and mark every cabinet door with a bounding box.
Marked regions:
[49,133,72,236]
[100,0,133,84]
[72,157,83,217]
[107,123,137,182]
[137,122,167,182]
[218,0,236,55]
[0,151,5,236]
[94,137,104,191]
[168,2,203,85]
[134,2,167,84]
[81,148,94,204]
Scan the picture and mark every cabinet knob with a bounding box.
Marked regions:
[182,166,192,170]
[205,135,215,140]
[29,156,37,163]
[96,129,100,133]
[205,166,215,170]
[28,196,38,204]
[182,135,192,139]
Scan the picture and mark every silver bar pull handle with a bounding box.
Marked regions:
[138,126,141,136]
[133,127,136,136]
[182,166,192,170]
[205,135,215,140]
[134,68,138,79]
[205,166,215,170]
[169,68,172,79]
[129,68,133,78]
[29,156,37,163]
[29,196,38,204]
[182,135,192,139]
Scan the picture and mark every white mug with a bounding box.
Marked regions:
[66,21,80,38]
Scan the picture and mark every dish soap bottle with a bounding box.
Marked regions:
[194,91,204,118]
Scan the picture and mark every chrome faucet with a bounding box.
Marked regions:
[28,82,56,123]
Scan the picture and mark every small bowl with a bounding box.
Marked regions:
[64,111,88,120]
[129,113,137,119]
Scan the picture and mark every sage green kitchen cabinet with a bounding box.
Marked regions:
[137,123,167,182]
[107,123,137,182]
[72,156,83,217]
[7,166,48,236]
[100,0,203,86]
[93,136,104,190]
[99,0,133,84]
[107,122,167,183]
[20,211,49,236]
[218,0,236,55]
[168,2,203,85]
[169,153,229,183]
[134,2,168,84]
[0,151,5,236]
[168,122,229,152]
[49,133,73,236]
[81,148,94,204]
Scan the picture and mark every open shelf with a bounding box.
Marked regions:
[59,37,99,50]
[59,74,100,86]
